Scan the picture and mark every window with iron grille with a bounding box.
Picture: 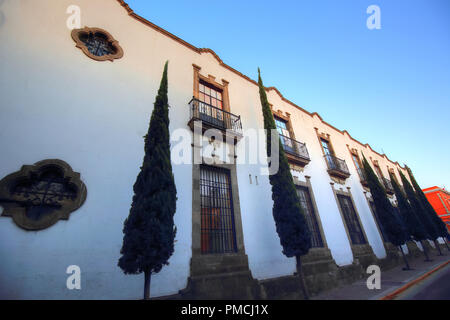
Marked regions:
[200,165,237,254]
[296,186,324,247]
[369,200,389,242]
[337,195,367,245]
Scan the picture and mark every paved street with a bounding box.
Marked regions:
[394,263,450,300]
[311,252,450,300]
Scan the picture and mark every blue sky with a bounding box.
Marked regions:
[127,0,450,189]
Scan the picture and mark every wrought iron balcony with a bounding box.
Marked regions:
[188,98,242,139]
[383,178,394,194]
[280,134,311,167]
[324,155,351,179]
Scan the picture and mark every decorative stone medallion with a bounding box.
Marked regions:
[0,160,87,230]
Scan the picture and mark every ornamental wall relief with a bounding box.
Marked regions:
[0,160,87,230]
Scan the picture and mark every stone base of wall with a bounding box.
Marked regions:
[351,244,378,270]
[257,261,366,300]
[439,242,449,253]
[422,240,436,255]
[406,241,423,259]
[377,242,401,271]
[179,253,263,299]
[180,270,263,299]
[258,247,342,299]
[259,275,303,300]
[167,244,414,300]
[302,247,340,295]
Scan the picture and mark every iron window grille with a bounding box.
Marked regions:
[337,195,367,245]
[296,186,324,247]
[200,165,237,254]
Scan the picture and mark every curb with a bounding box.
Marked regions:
[380,260,450,300]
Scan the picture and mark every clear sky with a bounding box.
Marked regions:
[126,0,450,190]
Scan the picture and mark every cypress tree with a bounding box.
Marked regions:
[399,170,433,261]
[406,166,449,253]
[258,69,312,299]
[389,172,420,268]
[361,156,410,269]
[118,62,177,300]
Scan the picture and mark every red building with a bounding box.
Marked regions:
[423,186,450,232]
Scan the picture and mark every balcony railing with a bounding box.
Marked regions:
[188,98,242,136]
[324,154,350,178]
[383,178,394,193]
[279,134,310,162]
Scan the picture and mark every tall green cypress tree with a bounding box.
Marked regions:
[389,172,422,268]
[406,166,449,253]
[118,62,177,300]
[361,156,410,269]
[390,172,422,241]
[399,170,433,261]
[258,69,312,299]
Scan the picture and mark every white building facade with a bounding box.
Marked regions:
[0,0,438,299]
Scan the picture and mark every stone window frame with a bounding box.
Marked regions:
[71,26,124,62]
[0,159,87,230]
[272,108,297,141]
[387,166,399,184]
[292,176,328,249]
[192,64,230,112]
[314,128,336,157]
[189,151,251,277]
[192,157,245,256]
[370,158,385,181]
[315,128,350,183]
[331,184,369,247]
[346,145,369,189]
[347,146,363,173]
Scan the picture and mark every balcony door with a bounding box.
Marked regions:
[275,117,295,154]
[352,154,365,181]
[198,81,225,129]
[321,139,336,170]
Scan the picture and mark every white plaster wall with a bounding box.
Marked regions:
[0,0,415,299]
[0,0,196,299]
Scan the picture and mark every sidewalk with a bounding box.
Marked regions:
[311,251,450,300]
